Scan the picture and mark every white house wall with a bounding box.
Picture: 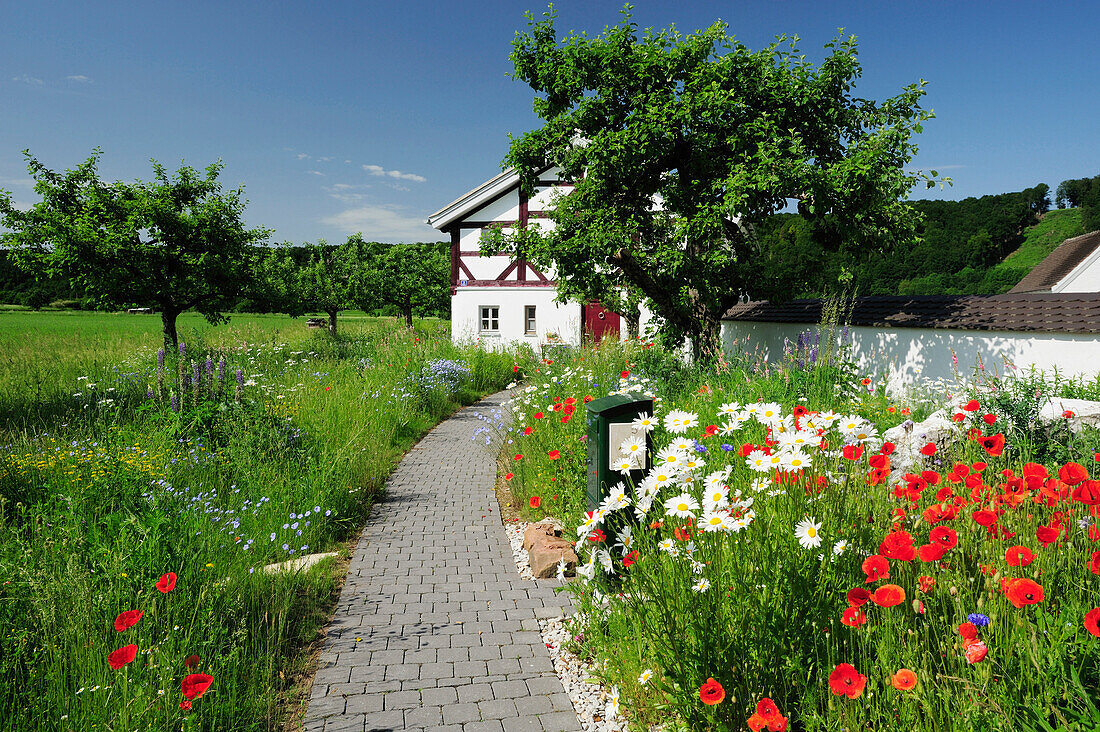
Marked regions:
[452,288,582,349]
[721,320,1100,395]
[1053,245,1100,293]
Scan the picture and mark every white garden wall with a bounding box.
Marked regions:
[721,320,1100,394]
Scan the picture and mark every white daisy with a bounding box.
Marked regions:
[663,493,699,518]
[614,457,636,474]
[655,445,686,469]
[832,540,849,556]
[631,413,657,433]
[606,686,620,720]
[692,578,711,593]
[795,517,823,549]
[750,477,771,492]
[638,669,654,685]
[700,511,727,532]
[620,435,646,458]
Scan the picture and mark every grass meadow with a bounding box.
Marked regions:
[0,310,518,730]
[505,338,1100,731]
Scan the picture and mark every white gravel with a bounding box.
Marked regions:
[504,519,628,732]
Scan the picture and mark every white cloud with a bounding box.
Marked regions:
[11,75,43,86]
[308,170,324,176]
[296,152,310,160]
[321,204,437,241]
[0,177,34,189]
[317,156,333,162]
[362,164,426,183]
[65,75,91,83]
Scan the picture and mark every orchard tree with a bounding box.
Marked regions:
[493,8,944,359]
[0,149,270,347]
[377,243,450,327]
[263,234,376,335]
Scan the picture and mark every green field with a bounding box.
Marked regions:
[0,310,517,730]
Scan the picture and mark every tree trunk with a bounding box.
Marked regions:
[162,308,181,350]
[327,309,338,336]
[625,304,641,340]
[691,313,723,364]
[403,306,413,329]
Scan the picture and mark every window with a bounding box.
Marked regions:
[480,306,499,332]
[524,305,537,335]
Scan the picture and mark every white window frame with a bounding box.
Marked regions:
[479,305,500,333]
[524,305,537,336]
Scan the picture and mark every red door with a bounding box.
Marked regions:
[584,302,621,343]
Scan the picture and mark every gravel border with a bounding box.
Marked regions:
[505,519,628,732]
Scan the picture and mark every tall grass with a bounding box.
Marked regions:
[0,312,519,730]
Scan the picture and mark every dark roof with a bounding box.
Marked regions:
[1009,230,1100,293]
[723,293,1100,335]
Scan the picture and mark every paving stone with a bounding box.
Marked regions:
[304,392,582,732]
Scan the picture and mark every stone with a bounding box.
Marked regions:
[262,551,338,576]
[522,520,563,551]
[527,535,578,579]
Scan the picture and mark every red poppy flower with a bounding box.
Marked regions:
[587,529,606,543]
[748,714,767,732]
[918,575,935,592]
[156,572,177,594]
[841,444,863,460]
[892,668,917,691]
[529,496,541,509]
[703,424,719,437]
[548,450,560,460]
[871,584,906,608]
[1064,410,1076,419]
[180,700,192,711]
[620,370,630,379]
[512,364,520,373]
[184,655,200,669]
[828,663,867,699]
[972,510,998,527]
[1005,545,1034,567]
[879,531,917,562]
[523,426,533,436]
[982,413,997,425]
[860,377,871,386]
[1036,524,1062,547]
[881,441,896,456]
[1087,551,1100,575]
[963,399,981,411]
[622,549,640,568]
[756,697,780,720]
[917,544,946,562]
[181,673,214,700]
[108,644,138,670]
[534,412,545,420]
[114,609,144,633]
[513,454,523,461]
[504,472,514,481]
[1085,608,1100,637]
[1059,462,1089,486]
[958,621,978,640]
[766,714,787,731]
[840,606,867,627]
[846,587,872,606]
[1073,481,1100,505]
[952,412,966,423]
[964,640,989,664]
[699,677,724,705]
[862,555,890,583]
[978,433,1005,457]
[920,442,937,457]
[929,526,958,550]
[1005,578,1045,608]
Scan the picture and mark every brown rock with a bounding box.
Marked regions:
[522,521,561,551]
[528,535,578,579]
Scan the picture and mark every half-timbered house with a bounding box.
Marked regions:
[427,166,622,348]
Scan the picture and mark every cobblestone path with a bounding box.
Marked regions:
[303,390,579,732]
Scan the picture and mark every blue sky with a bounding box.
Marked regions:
[2,0,1098,244]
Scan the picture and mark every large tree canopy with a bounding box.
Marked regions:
[0,149,271,347]
[492,8,942,358]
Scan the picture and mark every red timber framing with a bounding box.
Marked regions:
[448,177,564,292]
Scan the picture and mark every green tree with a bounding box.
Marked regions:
[0,149,270,347]
[264,235,377,335]
[491,8,941,359]
[376,243,450,327]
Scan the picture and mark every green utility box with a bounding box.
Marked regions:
[585,393,654,512]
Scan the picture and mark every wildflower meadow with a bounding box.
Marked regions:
[504,339,1100,731]
[0,311,517,730]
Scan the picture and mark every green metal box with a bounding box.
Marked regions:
[585,392,654,512]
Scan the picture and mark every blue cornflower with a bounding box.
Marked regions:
[719,443,734,452]
[967,613,990,627]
